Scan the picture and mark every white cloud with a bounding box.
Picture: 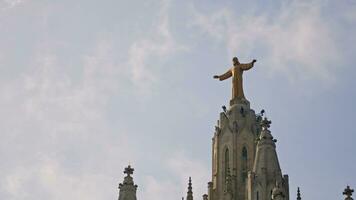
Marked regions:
[0,0,25,9]
[127,0,186,95]
[137,151,210,200]
[140,176,181,200]
[167,151,210,198]
[0,40,136,199]
[191,1,340,83]
[2,157,115,200]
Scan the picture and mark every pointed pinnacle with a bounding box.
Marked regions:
[187,177,193,200]
[188,177,193,191]
[297,187,301,200]
[343,185,354,198]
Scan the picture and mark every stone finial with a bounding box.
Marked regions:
[261,117,271,130]
[202,194,208,200]
[186,177,193,200]
[297,187,301,200]
[124,165,134,177]
[222,105,227,113]
[343,186,354,200]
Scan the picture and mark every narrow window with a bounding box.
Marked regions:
[242,147,248,161]
[256,191,259,200]
[241,147,248,182]
[224,148,229,181]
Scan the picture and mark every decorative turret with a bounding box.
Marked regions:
[252,117,280,175]
[186,177,194,200]
[297,187,301,200]
[118,165,138,200]
[343,186,354,200]
[247,116,289,200]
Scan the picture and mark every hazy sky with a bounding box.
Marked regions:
[0,0,355,199]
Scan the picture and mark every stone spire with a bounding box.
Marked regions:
[247,117,289,200]
[343,186,354,200]
[297,187,301,200]
[252,117,280,175]
[118,165,138,200]
[186,177,193,200]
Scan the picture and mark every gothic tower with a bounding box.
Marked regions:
[209,57,289,200]
[208,98,261,200]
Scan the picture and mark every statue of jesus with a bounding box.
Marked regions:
[214,57,256,100]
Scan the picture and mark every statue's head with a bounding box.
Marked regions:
[232,57,239,65]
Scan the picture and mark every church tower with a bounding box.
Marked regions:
[208,57,289,200]
[208,97,261,200]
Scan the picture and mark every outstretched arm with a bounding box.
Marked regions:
[240,59,257,70]
[214,69,232,81]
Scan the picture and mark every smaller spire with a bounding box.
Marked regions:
[297,187,301,200]
[343,186,354,200]
[118,165,138,200]
[186,177,193,200]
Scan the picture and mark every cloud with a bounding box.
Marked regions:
[137,151,210,200]
[0,40,136,199]
[140,176,181,200]
[167,151,210,198]
[127,0,186,95]
[0,0,25,9]
[191,1,341,83]
[0,0,190,198]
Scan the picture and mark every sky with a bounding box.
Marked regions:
[0,0,355,199]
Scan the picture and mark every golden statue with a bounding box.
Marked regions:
[214,57,256,100]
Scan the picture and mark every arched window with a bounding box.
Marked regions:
[224,148,229,181]
[241,147,248,182]
[242,147,248,161]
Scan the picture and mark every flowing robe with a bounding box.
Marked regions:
[217,62,254,99]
